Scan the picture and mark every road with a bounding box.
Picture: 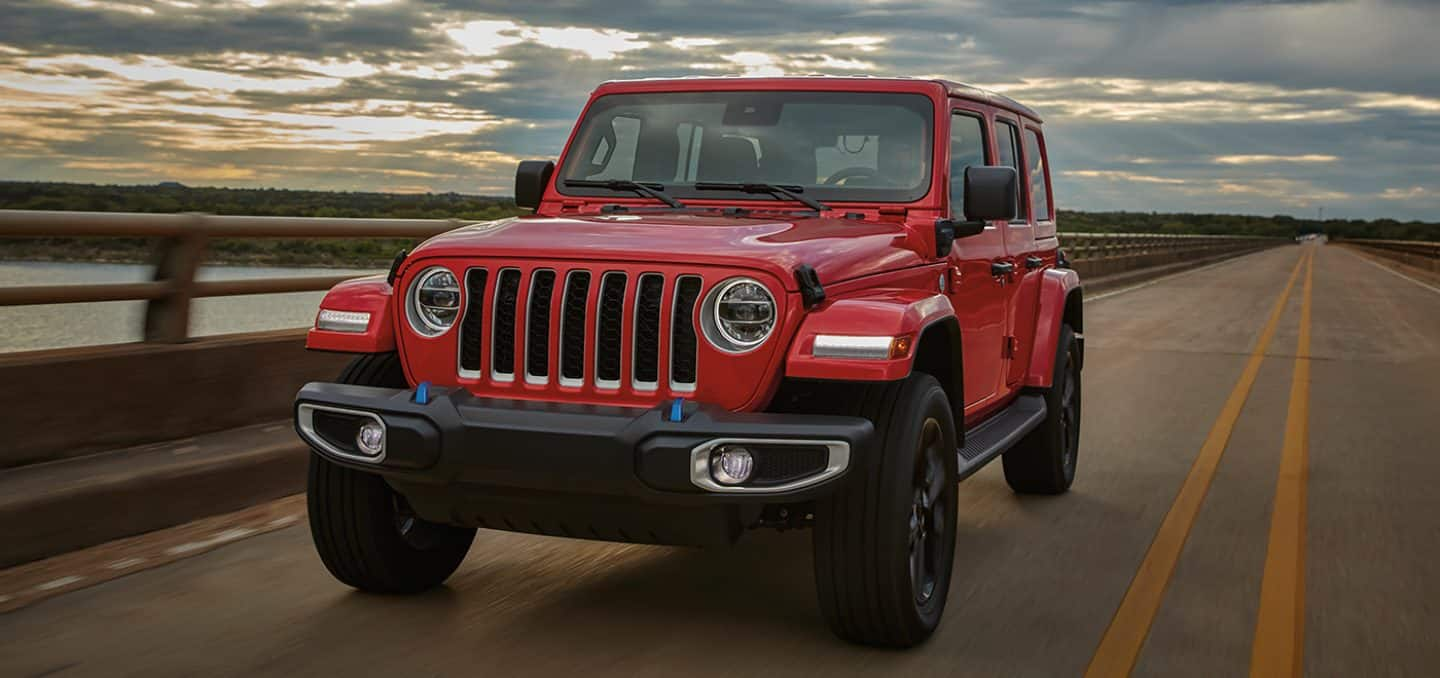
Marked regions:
[3,244,1438,677]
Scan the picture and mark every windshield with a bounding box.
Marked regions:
[557,91,935,204]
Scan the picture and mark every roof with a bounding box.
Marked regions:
[593,75,1042,123]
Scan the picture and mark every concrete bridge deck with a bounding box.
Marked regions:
[1,243,1438,677]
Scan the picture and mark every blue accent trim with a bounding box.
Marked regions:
[669,398,685,423]
[415,381,431,405]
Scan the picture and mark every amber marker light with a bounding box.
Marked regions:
[813,335,913,360]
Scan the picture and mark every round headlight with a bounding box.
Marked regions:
[701,277,776,352]
[406,267,461,337]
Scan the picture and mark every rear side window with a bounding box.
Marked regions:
[948,113,986,219]
[996,120,1023,221]
[1023,127,1051,221]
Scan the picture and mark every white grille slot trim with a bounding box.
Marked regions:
[594,271,626,391]
[489,267,519,383]
[631,273,664,392]
[457,267,485,380]
[523,269,555,385]
[668,274,702,393]
[558,269,588,388]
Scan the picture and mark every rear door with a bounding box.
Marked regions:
[946,106,1009,415]
[1001,121,1053,387]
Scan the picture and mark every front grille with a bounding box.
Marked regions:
[458,266,704,395]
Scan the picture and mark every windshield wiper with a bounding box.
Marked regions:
[693,182,828,213]
[563,179,686,208]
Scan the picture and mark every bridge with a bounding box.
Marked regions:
[0,210,1437,676]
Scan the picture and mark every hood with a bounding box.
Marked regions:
[410,213,928,290]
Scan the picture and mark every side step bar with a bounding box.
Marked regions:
[957,394,1047,481]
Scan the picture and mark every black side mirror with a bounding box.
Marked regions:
[514,160,555,210]
[963,165,1018,222]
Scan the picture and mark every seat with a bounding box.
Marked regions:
[698,136,759,181]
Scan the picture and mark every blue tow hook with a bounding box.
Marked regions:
[668,397,685,422]
[414,381,431,405]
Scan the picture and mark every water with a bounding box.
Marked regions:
[0,261,378,352]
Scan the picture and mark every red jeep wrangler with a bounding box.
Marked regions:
[296,76,1082,647]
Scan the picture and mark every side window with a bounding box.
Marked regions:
[948,113,985,219]
[996,120,1024,221]
[585,116,640,180]
[1023,127,1051,221]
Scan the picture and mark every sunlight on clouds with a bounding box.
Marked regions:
[1214,154,1338,165]
[725,52,784,77]
[668,37,723,50]
[1063,170,1187,185]
[28,55,344,93]
[447,20,647,60]
[1380,187,1428,200]
[819,36,888,53]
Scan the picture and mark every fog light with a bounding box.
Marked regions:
[711,445,755,485]
[355,421,384,457]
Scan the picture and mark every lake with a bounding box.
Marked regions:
[0,261,378,352]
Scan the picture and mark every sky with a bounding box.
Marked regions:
[0,0,1436,220]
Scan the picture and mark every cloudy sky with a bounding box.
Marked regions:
[1,0,1436,220]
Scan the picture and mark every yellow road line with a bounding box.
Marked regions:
[1085,249,1310,678]
[1250,246,1315,677]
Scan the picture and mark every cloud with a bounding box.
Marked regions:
[0,0,1436,220]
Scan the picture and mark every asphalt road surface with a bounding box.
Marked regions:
[3,244,1438,677]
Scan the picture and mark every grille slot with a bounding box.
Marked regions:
[670,276,702,389]
[595,272,628,387]
[559,271,591,385]
[633,273,664,389]
[750,445,830,486]
[459,268,487,375]
[491,268,521,380]
[525,270,556,382]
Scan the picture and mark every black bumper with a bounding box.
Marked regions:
[294,382,873,544]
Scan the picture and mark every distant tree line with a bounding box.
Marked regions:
[0,181,1434,267]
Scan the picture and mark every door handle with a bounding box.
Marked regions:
[991,261,1016,276]
[1025,256,1045,270]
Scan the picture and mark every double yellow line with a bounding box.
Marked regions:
[1085,248,1316,678]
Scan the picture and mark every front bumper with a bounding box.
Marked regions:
[294,382,873,544]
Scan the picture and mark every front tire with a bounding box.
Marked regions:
[1003,324,1081,494]
[307,353,476,594]
[812,374,959,648]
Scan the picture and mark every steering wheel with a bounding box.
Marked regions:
[822,167,880,185]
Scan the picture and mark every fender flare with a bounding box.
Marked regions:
[305,274,397,353]
[1024,268,1083,388]
[785,290,963,419]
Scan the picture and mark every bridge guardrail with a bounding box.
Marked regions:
[1339,238,1440,273]
[2,209,1276,343]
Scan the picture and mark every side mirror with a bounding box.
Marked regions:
[963,165,1018,222]
[514,160,555,210]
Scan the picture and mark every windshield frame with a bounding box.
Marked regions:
[553,89,938,207]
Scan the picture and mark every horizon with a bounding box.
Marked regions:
[2,1,1437,221]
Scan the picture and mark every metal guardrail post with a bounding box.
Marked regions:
[143,213,209,343]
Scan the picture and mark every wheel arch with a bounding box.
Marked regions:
[1024,268,1083,388]
[306,275,397,354]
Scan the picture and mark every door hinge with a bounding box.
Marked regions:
[1003,336,1018,359]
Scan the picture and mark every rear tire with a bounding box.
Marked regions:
[307,353,476,594]
[812,374,959,648]
[1003,325,1081,494]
